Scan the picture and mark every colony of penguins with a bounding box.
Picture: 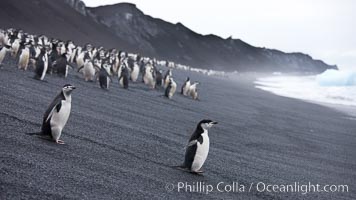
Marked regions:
[0,28,200,100]
[1,28,219,174]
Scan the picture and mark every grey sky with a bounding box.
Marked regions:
[83,0,356,70]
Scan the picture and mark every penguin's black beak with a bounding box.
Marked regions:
[71,86,76,90]
[212,121,218,125]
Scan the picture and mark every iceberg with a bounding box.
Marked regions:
[316,69,356,86]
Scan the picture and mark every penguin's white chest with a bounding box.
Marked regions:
[40,54,48,80]
[0,48,8,63]
[118,66,123,78]
[106,77,110,88]
[51,100,71,130]
[65,65,69,78]
[164,76,170,88]
[119,76,124,86]
[83,62,95,81]
[168,81,177,98]
[183,82,191,96]
[191,131,210,171]
[145,69,153,81]
[84,63,94,74]
[143,68,154,87]
[19,49,30,68]
[131,65,139,81]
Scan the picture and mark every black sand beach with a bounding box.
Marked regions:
[0,62,355,199]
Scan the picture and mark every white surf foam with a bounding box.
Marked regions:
[255,70,356,116]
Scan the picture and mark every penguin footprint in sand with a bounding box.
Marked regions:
[27,84,76,144]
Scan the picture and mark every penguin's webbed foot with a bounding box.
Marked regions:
[175,166,190,172]
[190,170,204,175]
[56,140,65,144]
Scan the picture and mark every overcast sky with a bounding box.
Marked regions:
[83,0,356,70]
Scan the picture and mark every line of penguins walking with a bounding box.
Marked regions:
[0,28,199,100]
[1,28,219,174]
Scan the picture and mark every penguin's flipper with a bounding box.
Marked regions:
[55,101,62,112]
[183,143,198,171]
[197,136,203,144]
[67,63,75,70]
[77,66,84,72]
[66,63,74,69]
[187,140,197,147]
[45,107,55,123]
[186,135,203,147]
[45,101,62,123]
[94,72,99,82]
[94,65,101,71]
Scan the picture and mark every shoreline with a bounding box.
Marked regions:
[249,73,356,117]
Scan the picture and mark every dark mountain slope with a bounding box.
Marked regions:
[88,3,337,73]
[0,0,133,50]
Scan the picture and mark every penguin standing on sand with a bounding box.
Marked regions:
[164,77,177,99]
[119,64,129,89]
[181,77,191,96]
[18,42,30,70]
[34,48,48,80]
[53,53,72,78]
[178,119,218,174]
[143,64,156,89]
[75,46,84,68]
[98,61,112,89]
[49,41,60,73]
[28,84,76,144]
[65,40,76,62]
[11,38,21,58]
[139,59,146,82]
[0,30,7,46]
[117,57,126,80]
[0,44,11,66]
[78,53,96,81]
[163,69,172,88]
[189,82,200,100]
[130,61,140,82]
[155,69,163,87]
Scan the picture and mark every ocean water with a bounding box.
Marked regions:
[254,69,356,116]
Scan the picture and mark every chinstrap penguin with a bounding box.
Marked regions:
[181,77,191,96]
[164,77,177,99]
[34,48,48,81]
[189,82,200,100]
[98,61,112,89]
[119,64,129,89]
[0,44,12,66]
[27,84,76,144]
[178,119,218,174]
[163,69,172,88]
